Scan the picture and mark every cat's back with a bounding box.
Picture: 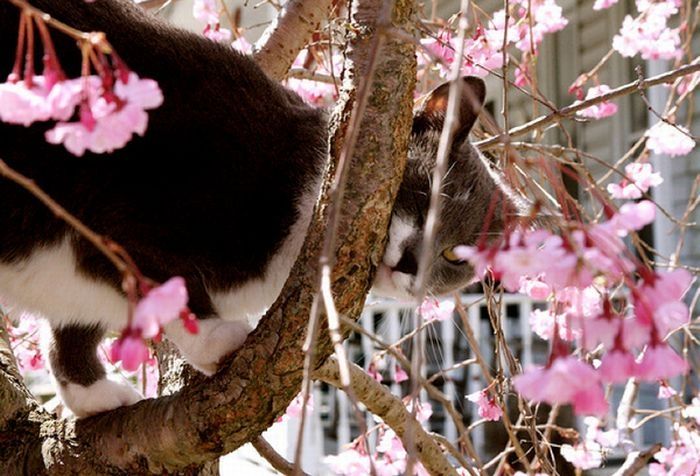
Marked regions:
[0,0,327,317]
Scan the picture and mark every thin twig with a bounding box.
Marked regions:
[475,59,700,149]
[253,436,310,476]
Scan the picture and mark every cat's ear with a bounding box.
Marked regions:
[412,76,486,143]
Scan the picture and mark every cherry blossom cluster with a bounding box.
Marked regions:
[607,162,663,199]
[646,121,696,157]
[193,0,232,43]
[611,0,682,61]
[0,11,163,156]
[419,0,567,81]
[110,277,198,372]
[576,84,619,120]
[324,400,438,476]
[5,313,45,377]
[455,199,693,418]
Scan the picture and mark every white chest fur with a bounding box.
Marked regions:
[0,181,320,330]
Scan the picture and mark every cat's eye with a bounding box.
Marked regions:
[442,247,463,264]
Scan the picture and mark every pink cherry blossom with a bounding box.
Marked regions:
[621,317,651,350]
[657,382,678,399]
[324,449,371,475]
[405,399,433,423]
[193,0,220,24]
[608,162,663,199]
[231,37,252,54]
[577,85,618,119]
[418,298,455,322]
[635,344,689,381]
[613,2,682,61]
[598,349,636,383]
[560,442,603,470]
[581,317,619,351]
[394,364,409,383]
[571,385,608,416]
[514,356,607,415]
[593,0,619,9]
[133,277,188,339]
[519,278,551,299]
[0,76,83,126]
[682,397,700,424]
[280,392,314,421]
[110,334,150,372]
[45,73,163,156]
[203,25,232,43]
[466,389,502,421]
[609,200,656,234]
[645,122,695,157]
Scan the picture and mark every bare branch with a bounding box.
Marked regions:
[253,436,308,476]
[313,356,462,476]
[253,0,335,81]
[475,59,700,149]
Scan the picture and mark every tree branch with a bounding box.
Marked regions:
[0,0,417,472]
[475,59,700,149]
[313,357,460,476]
[253,0,335,81]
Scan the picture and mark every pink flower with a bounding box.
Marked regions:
[466,389,502,421]
[593,0,619,9]
[418,298,455,322]
[577,85,618,119]
[203,25,232,43]
[45,73,163,156]
[599,350,636,383]
[613,5,681,61]
[193,0,219,23]
[581,317,619,351]
[513,356,604,415]
[405,399,433,423]
[519,278,551,300]
[621,317,651,350]
[133,277,188,339]
[608,162,663,199]
[645,122,695,157]
[231,37,252,54]
[454,245,491,278]
[609,200,656,234]
[324,449,371,475]
[636,344,689,381]
[110,334,150,372]
[281,392,314,421]
[394,364,409,383]
[0,76,82,126]
[658,382,678,399]
[571,385,608,417]
[560,443,603,470]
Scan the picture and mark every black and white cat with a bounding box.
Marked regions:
[0,0,514,417]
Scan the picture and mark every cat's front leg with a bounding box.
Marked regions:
[47,324,142,418]
[164,318,251,375]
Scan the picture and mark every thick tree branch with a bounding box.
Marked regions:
[253,0,335,81]
[0,0,417,473]
[314,357,460,476]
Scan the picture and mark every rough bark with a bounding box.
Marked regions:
[0,0,417,473]
[253,0,335,82]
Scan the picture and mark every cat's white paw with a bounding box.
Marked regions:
[166,318,251,375]
[57,378,142,418]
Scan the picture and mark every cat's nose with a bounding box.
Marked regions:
[393,250,418,275]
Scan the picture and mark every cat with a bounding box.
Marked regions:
[0,0,515,417]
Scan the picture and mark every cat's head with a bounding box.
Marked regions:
[374,77,519,299]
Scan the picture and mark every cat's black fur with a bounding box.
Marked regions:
[0,0,326,316]
[0,0,513,417]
